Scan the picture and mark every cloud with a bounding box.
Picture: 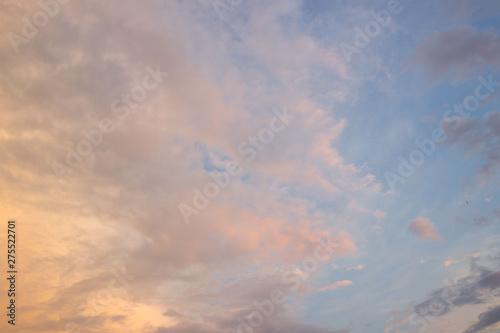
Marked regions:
[474,209,500,227]
[444,258,460,267]
[478,271,500,290]
[411,265,500,320]
[386,258,500,332]
[4,1,500,332]
[462,305,500,333]
[410,27,500,79]
[440,112,500,185]
[346,264,364,271]
[0,1,376,331]
[450,0,500,21]
[152,319,350,333]
[387,261,500,332]
[408,218,443,242]
[319,280,353,292]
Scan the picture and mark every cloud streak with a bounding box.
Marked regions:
[319,280,354,292]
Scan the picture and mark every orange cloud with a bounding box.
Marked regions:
[319,280,353,292]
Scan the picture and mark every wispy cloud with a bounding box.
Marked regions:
[443,257,460,267]
[346,264,364,271]
[2,1,500,332]
[319,280,354,292]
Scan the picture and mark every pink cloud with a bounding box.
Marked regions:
[408,218,444,242]
[443,257,459,266]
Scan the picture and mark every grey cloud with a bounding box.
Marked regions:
[462,305,500,333]
[413,264,500,319]
[411,27,500,78]
[440,112,500,184]
[450,0,500,21]
[479,271,500,290]
[151,319,350,333]
[110,315,126,322]
[474,209,500,227]
[487,111,500,136]
[440,117,483,148]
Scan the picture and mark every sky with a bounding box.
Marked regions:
[0,0,500,332]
